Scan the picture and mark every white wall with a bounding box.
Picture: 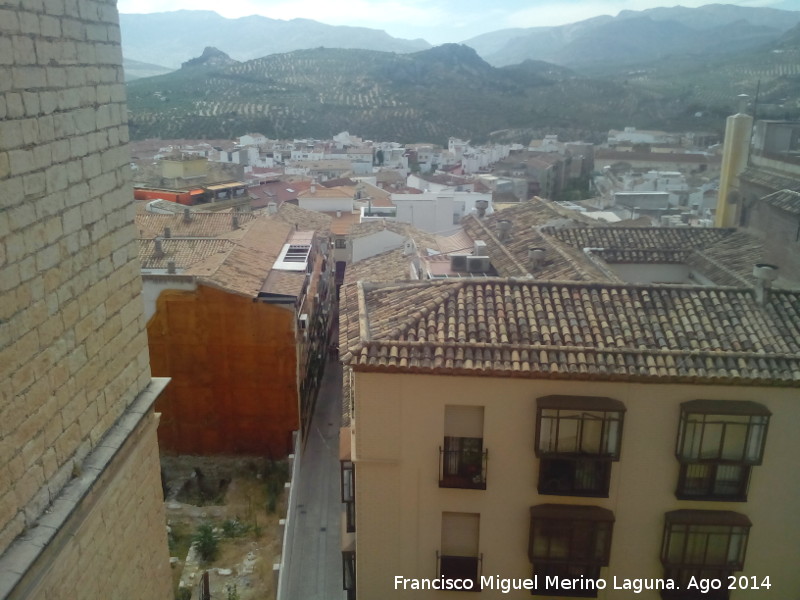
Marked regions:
[141,278,197,322]
[351,230,406,263]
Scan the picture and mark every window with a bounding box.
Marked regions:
[529,505,614,597]
[335,237,347,249]
[341,460,355,532]
[342,550,356,600]
[675,400,770,501]
[660,510,751,599]
[440,406,487,490]
[439,512,481,591]
[535,396,625,496]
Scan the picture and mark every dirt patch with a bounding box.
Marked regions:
[163,457,289,600]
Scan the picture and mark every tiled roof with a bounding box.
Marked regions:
[298,185,353,199]
[135,212,257,239]
[273,203,333,234]
[740,167,800,193]
[185,218,295,297]
[763,189,800,215]
[349,220,440,252]
[461,201,606,281]
[344,248,412,286]
[543,226,734,252]
[595,150,721,164]
[341,279,800,386]
[686,231,768,287]
[138,238,234,270]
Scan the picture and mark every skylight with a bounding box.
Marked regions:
[274,243,311,271]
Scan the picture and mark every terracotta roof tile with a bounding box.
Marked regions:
[138,238,234,270]
[763,189,800,215]
[543,226,734,252]
[135,212,257,239]
[272,203,333,234]
[462,201,607,281]
[344,248,413,286]
[341,279,800,386]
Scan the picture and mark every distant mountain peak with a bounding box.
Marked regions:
[181,46,239,69]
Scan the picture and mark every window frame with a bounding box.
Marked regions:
[529,504,615,598]
[439,512,481,591]
[342,550,356,599]
[535,396,626,498]
[660,510,752,599]
[674,400,770,501]
[340,459,355,532]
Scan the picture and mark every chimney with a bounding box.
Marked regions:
[267,201,277,214]
[753,263,778,305]
[232,214,240,229]
[163,226,171,238]
[183,207,191,223]
[475,199,488,218]
[496,219,512,243]
[528,247,546,271]
[154,237,164,258]
[167,261,176,274]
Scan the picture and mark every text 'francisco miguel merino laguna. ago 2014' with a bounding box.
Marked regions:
[393,574,773,594]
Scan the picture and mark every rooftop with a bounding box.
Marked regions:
[136,212,256,239]
[341,278,800,386]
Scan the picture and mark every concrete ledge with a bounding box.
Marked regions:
[0,377,170,599]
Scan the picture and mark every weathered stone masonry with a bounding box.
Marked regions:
[0,0,172,597]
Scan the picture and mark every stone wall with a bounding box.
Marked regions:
[4,410,173,599]
[0,0,172,596]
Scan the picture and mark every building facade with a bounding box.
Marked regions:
[339,279,800,600]
[0,0,172,596]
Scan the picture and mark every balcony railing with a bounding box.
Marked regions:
[439,446,488,490]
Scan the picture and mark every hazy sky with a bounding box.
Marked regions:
[117,0,800,44]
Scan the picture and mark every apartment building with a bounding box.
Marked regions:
[136,208,334,452]
[339,277,800,599]
[337,195,800,599]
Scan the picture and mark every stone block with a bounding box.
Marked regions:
[5,92,24,118]
[11,35,35,66]
[20,117,40,146]
[45,164,68,194]
[39,90,57,115]
[60,17,83,40]
[39,14,61,38]
[23,171,46,198]
[43,0,66,16]
[0,9,20,34]
[17,11,40,36]
[0,120,22,152]
[22,92,41,118]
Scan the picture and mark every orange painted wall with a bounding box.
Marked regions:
[147,284,299,456]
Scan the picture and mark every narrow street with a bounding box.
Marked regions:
[282,352,344,599]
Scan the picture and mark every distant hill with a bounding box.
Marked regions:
[182,47,239,69]
[124,44,686,143]
[464,4,800,66]
[123,57,173,81]
[119,10,431,70]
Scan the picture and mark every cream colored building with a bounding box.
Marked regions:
[339,278,800,600]
[0,0,172,597]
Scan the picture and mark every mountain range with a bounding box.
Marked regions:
[122,5,800,143]
[120,4,800,74]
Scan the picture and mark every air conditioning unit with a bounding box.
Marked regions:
[450,254,468,271]
[466,255,491,273]
[473,240,488,256]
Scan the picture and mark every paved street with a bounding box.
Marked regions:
[282,354,344,600]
